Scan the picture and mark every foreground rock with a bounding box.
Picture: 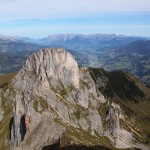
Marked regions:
[0,48,149,150]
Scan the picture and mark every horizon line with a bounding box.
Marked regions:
[0,33,150,39]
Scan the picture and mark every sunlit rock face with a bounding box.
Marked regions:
[0,48,148,150]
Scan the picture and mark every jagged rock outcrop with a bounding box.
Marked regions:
[0,48,149,150]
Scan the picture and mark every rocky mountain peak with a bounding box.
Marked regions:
[13,48,79,90]
[0,48,149,150]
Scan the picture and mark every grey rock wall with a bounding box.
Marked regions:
[0,48,148,150]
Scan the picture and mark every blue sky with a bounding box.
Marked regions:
[0,0,150,38]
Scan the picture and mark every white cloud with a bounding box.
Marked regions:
[0,0,150,20]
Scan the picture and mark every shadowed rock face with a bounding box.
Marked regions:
[0,48,149,150]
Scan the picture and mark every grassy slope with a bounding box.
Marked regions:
[124,74,150,144]
[0,73,16,150]
[89,68,150,145]
[107,70,150,142]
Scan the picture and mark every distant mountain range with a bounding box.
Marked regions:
[0,34,149,86]
[0,34,144,52]
[0,34,32,43]
[39,34,144,52]
[0,35,42,52]
[119,40,150,53]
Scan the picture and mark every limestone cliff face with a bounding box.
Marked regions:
[0,48,149,150]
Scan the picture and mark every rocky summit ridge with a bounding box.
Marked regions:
[0,48,150,150]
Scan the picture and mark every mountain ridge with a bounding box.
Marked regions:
[0,48,149,150]
[0,34,150,87]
